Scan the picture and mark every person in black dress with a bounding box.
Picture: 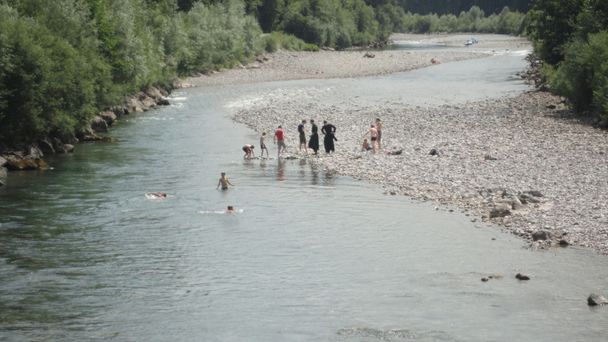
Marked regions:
[308,119,319,154]
[321,120,337,153]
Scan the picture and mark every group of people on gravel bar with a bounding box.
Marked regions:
[241,117,383,159]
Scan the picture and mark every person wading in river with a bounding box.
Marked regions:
[259,132,269,158]
[308,119,319,155]
[242,144,255,159]
[321,120,337,153]
[297,120,308,154]
[274,125,287,158]
[217,172,234,190]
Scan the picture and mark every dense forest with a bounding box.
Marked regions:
[527,0,608,124]
[395,0,529,14]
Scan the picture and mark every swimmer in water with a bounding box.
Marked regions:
[146,192,167,199]
[226,205,235,213]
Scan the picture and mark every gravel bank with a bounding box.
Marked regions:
[187,34,528,86]
[188,34,608,254]
[234,90,608,254]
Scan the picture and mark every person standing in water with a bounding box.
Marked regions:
[297,120,308,154]
[375,118,383,149]
[259,132,269,158]
[217,172,234,190]
[274,125,287,158]
[321,120,337,153]
[308,119,319,155]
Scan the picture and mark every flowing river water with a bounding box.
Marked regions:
[1,49,607,341]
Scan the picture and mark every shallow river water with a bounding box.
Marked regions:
[1,51,607,341]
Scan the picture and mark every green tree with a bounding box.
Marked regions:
[549,31,608,120]
[527,0,583,65]
[0,4,98,143]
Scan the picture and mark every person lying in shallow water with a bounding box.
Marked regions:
[146,192,167,199]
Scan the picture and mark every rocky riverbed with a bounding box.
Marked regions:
[197,33,608,254]
[233,89,608,254]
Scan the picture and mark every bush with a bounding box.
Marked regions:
[261,31,319,52]
[0,4,98,144]
[550,31,608,120]
[0,0,267,146]
[401,5,525,34]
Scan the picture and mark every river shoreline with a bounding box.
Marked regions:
[188,33,608,255]
[186,34,529,86]
[0,86,171,181]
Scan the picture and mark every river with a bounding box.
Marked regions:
[1,49,607,341]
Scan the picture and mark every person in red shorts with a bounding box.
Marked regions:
[274,125,287,158]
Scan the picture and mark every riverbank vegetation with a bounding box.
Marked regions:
[0,0,532,148]
[0,0,265,146]
[401,6,526,35]
[527,0,608,125]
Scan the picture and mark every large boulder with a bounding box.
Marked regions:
[53,138,75,153]
[4,155,47,170]
[110,105,129,117]
[63,144,75,153]
[126,97,144,113]
[0,155,7,167]
[91,116,108,132]
[531,230,551,241]
[587,294,608,306]
[146,87,170,105]
[141,96,157,109]
[27,145,44,159]
[38,139,55,155]
[76,126,96,141]
[0,167,7,186]
[518,192,541,204]
[99,111,118,126]
[145,87,164,101]
[524,190,543,197]
[489,204,511,218]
